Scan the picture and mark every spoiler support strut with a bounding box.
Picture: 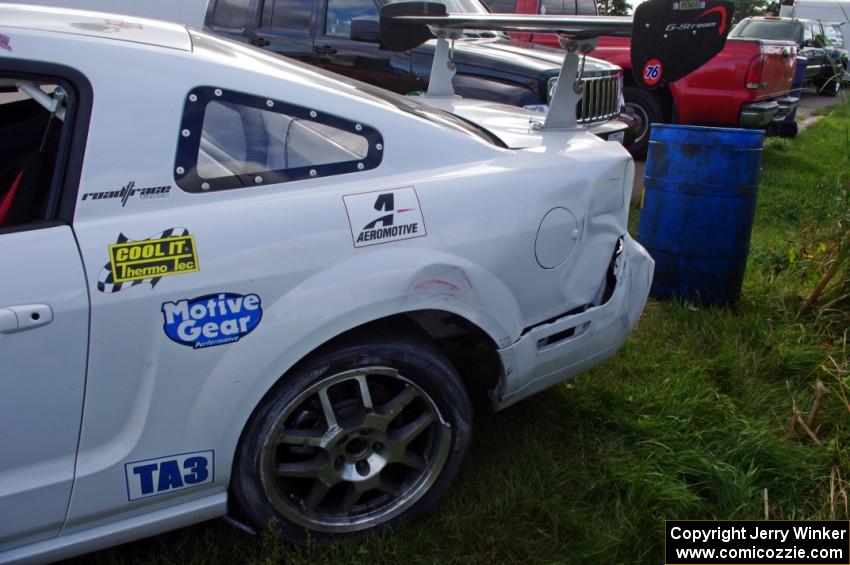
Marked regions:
[425,28,597,129]
[544,37,598,129]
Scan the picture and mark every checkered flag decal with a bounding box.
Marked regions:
[97,227,190,293]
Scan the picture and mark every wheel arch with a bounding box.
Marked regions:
[189,251,522,492]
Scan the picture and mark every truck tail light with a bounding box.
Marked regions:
[745,54,765,89]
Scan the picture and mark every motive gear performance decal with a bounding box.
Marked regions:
[97,228,199,292]
[161,293,262,349]
[343,186,427,248]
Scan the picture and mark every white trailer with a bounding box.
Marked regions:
[781,0,850,49]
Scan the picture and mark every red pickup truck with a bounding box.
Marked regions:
[494,0,800,156]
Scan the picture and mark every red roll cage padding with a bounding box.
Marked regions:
[0,169,24,226]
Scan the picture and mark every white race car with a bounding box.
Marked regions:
[0,3,657,562]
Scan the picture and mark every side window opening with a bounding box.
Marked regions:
[211,0,253,30]
[576,0,597,16]
[326,0,379,38]
[803,22,814,43]
[175,87,383,192]
[481,0,516,11]
[539,0,565,14]
[0,78,68,229]
[261,0,313,29]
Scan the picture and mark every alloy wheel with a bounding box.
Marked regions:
[627,101,650,146]
[259,367,452,532]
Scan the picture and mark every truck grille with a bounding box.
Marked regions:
[577,74,621,124]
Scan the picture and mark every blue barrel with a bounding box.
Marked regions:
[637,124,764,304]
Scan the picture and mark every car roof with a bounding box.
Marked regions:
[0,3,192,52]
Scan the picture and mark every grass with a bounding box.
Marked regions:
[68,103,850,565]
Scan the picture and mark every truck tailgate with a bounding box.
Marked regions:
[738,38,797,100]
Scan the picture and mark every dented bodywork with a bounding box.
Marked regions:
[0,4,653,562]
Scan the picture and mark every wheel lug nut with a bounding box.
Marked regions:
[355,460,370,476]
[359,429,369,436]
[373,442,384,453]
[334,456,345,469]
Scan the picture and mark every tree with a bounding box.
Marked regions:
[597,0,632,16]
[730,0,770,23]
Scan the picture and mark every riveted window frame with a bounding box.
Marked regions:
[174,86,384,193]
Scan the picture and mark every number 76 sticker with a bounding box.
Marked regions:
[643,59,663,86]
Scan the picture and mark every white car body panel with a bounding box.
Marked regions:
[0,4,652,562]
[0,0,207,31]
[0,226,88,548]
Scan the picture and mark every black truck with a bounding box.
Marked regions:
[203,0,632,142]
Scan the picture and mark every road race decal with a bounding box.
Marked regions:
[643,59,663,86]
[0,34,11,52]
[81,181,171,207]
[124,450,214,501]
[162,293,262,349]
[97,228,199,293]
[343,186,426,248]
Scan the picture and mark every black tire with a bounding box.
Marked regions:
[623,86,667,160]
[232,329,472,544]
[779,122,798,138]
[817,75,842,96]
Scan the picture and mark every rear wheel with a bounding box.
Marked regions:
[232,332,472,544]
[623,86,667,159]
[779,122,798,138]
[817,75,842,96]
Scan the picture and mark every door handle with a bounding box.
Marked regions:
[0,304,53,334]
[314,45,337,55]
[251,37,270,47]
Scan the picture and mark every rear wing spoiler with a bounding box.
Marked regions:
[379,0,734,130]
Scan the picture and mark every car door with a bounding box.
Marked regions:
[800,21,826,79]
[252,0,316,61]
[0,74,89,549]
[312,0,419,93]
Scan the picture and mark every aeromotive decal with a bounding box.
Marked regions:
[97,228,198,293]
[162,293,262,349]
[343,186,427,248]
[81,180,171,207]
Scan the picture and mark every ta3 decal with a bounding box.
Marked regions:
[124,450,214,501]
[343,186,427,248]
[81,180,171,207]
[97,227,199,293]
[162,293,262,349]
